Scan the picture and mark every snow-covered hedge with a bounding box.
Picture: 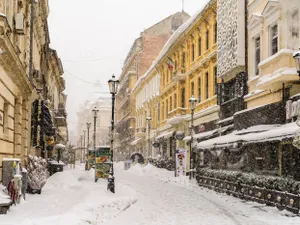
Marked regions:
[197,168,300,195]
[148,158,175,171]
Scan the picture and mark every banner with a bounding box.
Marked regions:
[175,149,186,177]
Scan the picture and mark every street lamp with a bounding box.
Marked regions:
[146,116,152,158]
[92,107,99,171]
[83,130,86,163]
[108,74,119,193]
[293,48,300,78]
[189,95,197,180]
[86,122,91,156]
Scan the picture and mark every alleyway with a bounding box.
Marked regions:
[1,164,300,225]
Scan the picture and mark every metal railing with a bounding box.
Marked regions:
[197,175,300,214]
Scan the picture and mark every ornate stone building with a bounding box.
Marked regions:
[115,12,190,159]
[0,0,67,182]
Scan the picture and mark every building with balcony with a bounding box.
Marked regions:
[196,0,300,180]
[0,0,68,181]
[115,11,190,159]
[128,0,218,169]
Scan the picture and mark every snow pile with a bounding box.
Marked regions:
[27,155,49,190]
[0,184,11,204]
[43,170,80,191]
[115,161,125,170]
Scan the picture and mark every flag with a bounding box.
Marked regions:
[165,57,175,71]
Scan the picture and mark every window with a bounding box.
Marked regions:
[162,103,164,120]
[166,100,168,118]
[170,96,172,111]
[198,77,201,102]
[214,66,217,94]
[174,94,177,108]
[255,36,261,75]
[198,37,202,56]
[191,82,195,97]
[182,52,186,68]
[3,101,9,135]
[205,72,209,99]
[181,88,185,108]
[206,30,209,50]
[214,23,217,43]
[271,24,278,55]
[191,43,195,62]
[292,10,299,38]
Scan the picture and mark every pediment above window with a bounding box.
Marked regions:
[262,0,280,17]
[248,13,263,30]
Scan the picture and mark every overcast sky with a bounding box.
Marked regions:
[48,0,208,139]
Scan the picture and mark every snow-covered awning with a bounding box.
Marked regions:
[156,130,175,140]
[197,123,299,150]
[183,129,218,142]
[131,138,142,146]
[183,125,234,142]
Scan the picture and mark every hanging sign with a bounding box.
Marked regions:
[175,149,186,177]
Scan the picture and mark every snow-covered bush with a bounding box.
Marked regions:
[148,157,175,171]
[197,168,300,194]
[27,155,49,191]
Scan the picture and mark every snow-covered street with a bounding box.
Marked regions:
[1,163,300,225]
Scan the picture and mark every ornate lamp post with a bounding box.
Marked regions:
[293,48,300,78]
[189,96,197,180]
[92,107,99,169]
[108,74,120,193]
[146,116,152,158]
[83,130,86,162]
[86,122,91,156]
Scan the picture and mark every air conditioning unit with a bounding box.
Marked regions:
[15,13,25,34]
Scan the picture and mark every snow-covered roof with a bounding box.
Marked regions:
[197,123,299,149]
[132,0,213,93]
[2,158,21,162]
[49,160,65,165]
[156,130,175,140]
[183,129,218,142]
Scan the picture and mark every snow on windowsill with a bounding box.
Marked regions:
[258,49,294,68]
[257,67,297,87]
[244,89,265,99]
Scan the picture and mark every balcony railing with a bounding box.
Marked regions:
[172,68,186,81]
[167,107,187,119]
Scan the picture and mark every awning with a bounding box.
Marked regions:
[155,130,175,140]
[197,123,299,150]
[183,129,218,142]
[131,138,142,146]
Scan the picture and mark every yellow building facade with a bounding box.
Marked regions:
[130,0,218,169]
[246,0,300,109]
